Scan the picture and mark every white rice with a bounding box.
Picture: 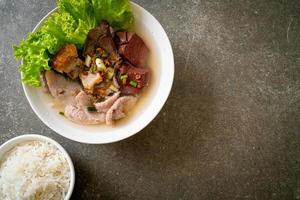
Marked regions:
[0,140,70,200]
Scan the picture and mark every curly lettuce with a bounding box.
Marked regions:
[13,32,58,86]
[13,0,134,86]
[90,0,134,30]
[41,12,93,48]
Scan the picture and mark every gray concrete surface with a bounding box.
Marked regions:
[1,0,300,199]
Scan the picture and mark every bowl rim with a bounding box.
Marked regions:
[22,2,174,144]
[0,134,75,200]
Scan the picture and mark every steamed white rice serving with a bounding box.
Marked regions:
[0,140,70,200]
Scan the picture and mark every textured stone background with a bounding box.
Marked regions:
[1,0,300,199]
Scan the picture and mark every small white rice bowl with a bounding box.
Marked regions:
[0,134,75,200]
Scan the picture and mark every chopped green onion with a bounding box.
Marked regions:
[101,51,108,58]
[87,106,97,112]
[120,74,128,85]
[59,111,64,116]
[129,80,138,88]
[107,68,114,80]
[90,65,97,73]
[85,55,92,67]
[120,74,128,80]
[97,65,106,72]
[109,85,119,92]
[96,58,106,71]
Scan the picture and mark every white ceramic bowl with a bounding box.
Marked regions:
[0,134,75,199]
[22,2,174,144]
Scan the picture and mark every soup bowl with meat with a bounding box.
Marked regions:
[22,2,174,144]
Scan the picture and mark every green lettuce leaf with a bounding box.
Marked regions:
[13,32,59,86]
[13,0,134,86]
[57,0,96,28]
[41,11,93,48]
[91,0,134,30]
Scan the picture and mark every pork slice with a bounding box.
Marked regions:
[40,71,49,93]
[52,44,83,79]
[95,92,120,112]
[79,71,103,91]
[75,90,94,107]
[106,96,137,125]
[64,91,106,125]
[116,32,149,67]
[44,70,82,105]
